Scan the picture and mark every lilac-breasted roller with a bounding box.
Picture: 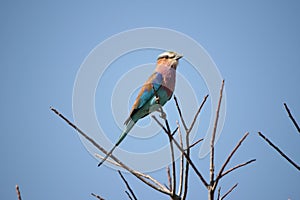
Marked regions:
[98,51,183,166]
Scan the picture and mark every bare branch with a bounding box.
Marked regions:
[220,183,238,200]
[167,124,176,197]
[220,159,256,179]
[177,122,184,197]
[173,94,209,134]
[152,115,169,133]
[156,103,177,198]
[174,95,189,132]
[284,103,300,133]
[166,166,172,193]
[125,191,133,200]
[182,131,190,200]
[182,113,191,200]
[217,187,221,200]
[95,153,169,192]
[152,115,209,188]
[187,138,204,150]
[16,185,22,200]
[95,153,121,167]
[189,94,209,133]
[172,127,179,136]
[172,94,209,200]
[215,132,250,188]
[258,132,300,171]
[118,170,138,200]
[91,193,105,200]
[50,107,173,197]
[210,80,225,185]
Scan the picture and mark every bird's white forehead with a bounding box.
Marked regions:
[157,51,177,59]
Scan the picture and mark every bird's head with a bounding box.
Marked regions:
[157,51,183,70]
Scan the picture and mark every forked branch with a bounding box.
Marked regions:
[50,107,176,198]
[215,132,251,188]
[220,159,256,179]
[152,115,209,188]
[173,93,208,200]
[118,170,138,200]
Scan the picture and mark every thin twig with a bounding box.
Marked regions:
[284,103,300,133]
[220,183,238,200]
[118,170,138,200]
[172,127,179,136]
[167,122,176,197]
[187,138,204,150]
[258,132,300,171]
[173,94,209,200]
[164,184,170,191]
[220,159,256,178]
[157,102,177,198]
[215,132,250,188]
[177,121,184,197]
[188,94,209,133]
[217,187,221,200]
[91,193,105,200]
[16,185,22,200]
[152,115,209,188]
[125,191,133,200]
[173,94,209,133]
[182,119,190,200]
[166,166,172,193]
[95,153,121,167]
[210,80,225,186]
[174,95,189,131]
[94,153,168,191]
[50,107,173,197]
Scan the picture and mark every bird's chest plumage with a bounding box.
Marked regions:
[159,67,176,96]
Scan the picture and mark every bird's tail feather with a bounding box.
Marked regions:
[98,119,135,167]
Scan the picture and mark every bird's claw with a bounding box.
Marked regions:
[158,106,167,120]
[153,94,166,119]
[160,110,167,120]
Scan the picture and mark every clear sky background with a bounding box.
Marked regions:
[1,1,300,200]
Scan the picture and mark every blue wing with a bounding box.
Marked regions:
[124,72,163,124]
[137,72,162,109]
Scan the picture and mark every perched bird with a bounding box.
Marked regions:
[98,51,183,167]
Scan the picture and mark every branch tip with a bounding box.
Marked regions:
[258,132,300,171]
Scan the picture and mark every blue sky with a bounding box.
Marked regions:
[1,1,300,199]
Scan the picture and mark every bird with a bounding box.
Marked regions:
[98,51,183,167]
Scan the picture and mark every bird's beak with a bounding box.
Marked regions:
[175,54,183,60]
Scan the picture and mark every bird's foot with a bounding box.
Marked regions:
[160,111,166,120]
[158,106,167,120]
